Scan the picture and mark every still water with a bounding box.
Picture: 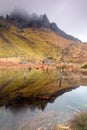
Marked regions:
[0,86,87,130]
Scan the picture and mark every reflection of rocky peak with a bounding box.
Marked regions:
[1,86,78,113]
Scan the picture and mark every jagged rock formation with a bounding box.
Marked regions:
[50,22,81,42]
[0,9,81,42]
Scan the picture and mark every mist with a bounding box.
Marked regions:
[0,0,87,42]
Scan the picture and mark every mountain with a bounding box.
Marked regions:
[0,18,87,63]
[0,13,87,103]
[3,11,81,42]
[50,22,81,42]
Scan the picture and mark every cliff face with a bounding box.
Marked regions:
[0,19,87,63]
[50,22,81,42]
[0,9,86,63]
[3,11,81,42]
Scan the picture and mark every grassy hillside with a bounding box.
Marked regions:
[0,20,87,105]
[1,20,87,63]
[0,21,57,60]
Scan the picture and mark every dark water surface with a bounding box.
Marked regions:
[0,86,87,130]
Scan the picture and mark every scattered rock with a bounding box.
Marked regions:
[42,59,51,64]
[38,127,43,130]
[55,125,70,130]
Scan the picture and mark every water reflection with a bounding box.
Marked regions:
[0,69,87,111]
[0,86,87,130]
[0,69,87,129]
[3,86,78,112]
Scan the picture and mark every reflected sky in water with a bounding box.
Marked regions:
[46,86,87,112]
[0,86,87,130]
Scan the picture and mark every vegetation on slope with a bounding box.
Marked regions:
[0,22,55,59]
[55,112,87,130]
[81,63,87,69]
[0,19,87,105]
[0,20,86,64]
[0,12,87,130]
[4,10,81,42]
[69,112,87,130]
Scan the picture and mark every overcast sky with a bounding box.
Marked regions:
[0,0,87,42]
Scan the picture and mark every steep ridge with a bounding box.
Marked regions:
[0,19,87,63]
[1,11,81,42]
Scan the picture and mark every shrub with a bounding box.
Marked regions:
[81,64,87,69]
[69,112,87,130]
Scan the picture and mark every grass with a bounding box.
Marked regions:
[81,64,87,69]
[0,21,87,104]
[0,20,87,64]
[55,112,87,130]
[69,112,87,130]
[0,23,60,60]
[0,21,81,63]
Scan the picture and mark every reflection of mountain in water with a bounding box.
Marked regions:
[1,86,79,112]
[0,69,87,112]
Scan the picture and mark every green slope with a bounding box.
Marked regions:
[0,20,86,63]
[0,22,59,60]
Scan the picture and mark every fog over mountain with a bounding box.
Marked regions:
[0,9,81,42]
[0,0,87,42]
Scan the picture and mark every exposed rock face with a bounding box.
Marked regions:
[50,22,81,42]
[0,10,81,42]
[42,59,51,64]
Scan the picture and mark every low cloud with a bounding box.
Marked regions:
[0,0,87,41]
